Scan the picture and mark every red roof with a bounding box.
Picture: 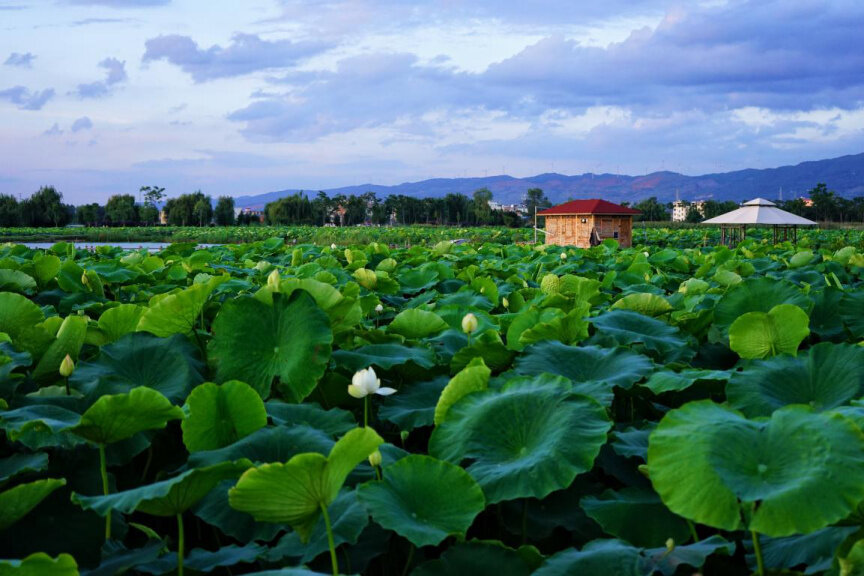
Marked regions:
[537,199,640,216]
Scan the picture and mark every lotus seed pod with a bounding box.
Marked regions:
[59,354,75,378]
[461,313,478,334]
[540,273,560,295]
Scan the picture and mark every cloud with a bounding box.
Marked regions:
[74,57,127,98]
[229,0,864,144]
[43,123,63,136]
[71,18,132,26]
[71,116,94,132]
[0,86,55,110]
[4,52,35,68]
[62,0,169,6]
[142,33,333,82]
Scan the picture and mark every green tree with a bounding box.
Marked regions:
[702,200,740,220]
[473,187,493,224]
[214,196,235,226]
[104,194,138,226]
[524,188,551,220]
[809,183,837,222]
[20,186,69,227]
[139,185,166,225]
[76,203,103,226]
[685,204,703,223]
[633,197,668,221]
[0,194,20,227]
[193,197,212,226]
[164,191,212,226]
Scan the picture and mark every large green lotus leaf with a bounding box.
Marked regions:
[31,315,88,382]
[0,292,51,357]
[841,291,864,338]
[72,460,251,517]
[519,305,590,348]
[182,380,267,452]
[580,487,691,548]
[648,401,864,536]
[749,527,857,575]
[515,342,654,401]
[713,277,810,332]
[434,357,490,425]
[727,342,864,417]
[641,369,729,395]
[265,402,355,436]
[70,332,204,405]
[0,453,49,483]
[809,288,845,341]
[331,344,436,372]
[728,304,809,359]
[0,270,36,295]
[31,254,61,287]
[71,387,183,445]
[210,291,333,401]
[136,543,265,575]
[266,490,368,564]
[533,537,731,576]
[429,377,611,503]
[193,479,283,542]
[0,553,79,576]
[0,404,83,450]
[378,377,448,431]
[411,541,538,576]
[188,425,334,469]
[97,304,145,343]
[397,268,439,294]
[506,308,553,352]
[137,279,220,337]
[610,293,672,316]
[357,455,485,547]
[273,278,363,335]
[0,478,66,530]
[589,310,696,364]
[229,428,383,542]
[387,309,448,339]
[77,540,164,576]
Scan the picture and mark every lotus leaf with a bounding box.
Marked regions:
[182,380,268,452]
[728,303,810,359]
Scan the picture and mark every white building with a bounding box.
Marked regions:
[672,200,706,222]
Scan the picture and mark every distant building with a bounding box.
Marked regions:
[488,200,526,215]
[672,200,706,222]
[539,199,640,248]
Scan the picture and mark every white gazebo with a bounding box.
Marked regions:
[701,198,817,245]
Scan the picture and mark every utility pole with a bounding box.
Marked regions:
[534,205,537,244]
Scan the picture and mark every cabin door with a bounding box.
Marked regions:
[600,218,614,237]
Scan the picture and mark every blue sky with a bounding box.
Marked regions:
[1,0,863,203]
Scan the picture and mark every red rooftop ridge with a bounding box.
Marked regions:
[537,199,641,216]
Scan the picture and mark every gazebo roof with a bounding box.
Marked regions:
[701,198,817,226]
[537,199,640,216]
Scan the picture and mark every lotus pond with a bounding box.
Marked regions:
[1,234,864,575]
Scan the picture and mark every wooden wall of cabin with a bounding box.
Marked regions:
[545,215,633,248]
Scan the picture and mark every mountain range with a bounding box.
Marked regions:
[234,152,864,210]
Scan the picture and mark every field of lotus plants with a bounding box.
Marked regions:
[2,232,864,575]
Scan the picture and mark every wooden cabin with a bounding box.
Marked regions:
[538,199,640,248]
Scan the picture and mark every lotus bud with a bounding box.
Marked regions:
[375,304,384,314]
[255,260,269,271]
[400,430,409,444]
[267,269,281,291]
[59,354,75,377]
[502,297,509,309]
[368,450,382,467]
[461,313,478,335]
[81,271,90,286]
[665,538,675,552]
[560,252,567,260]
[330,243,337,250]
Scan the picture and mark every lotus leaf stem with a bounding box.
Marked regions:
[401,543,415,576]
[177,513,185,576]
[363,396,369,428]
[321,502,339,576]
[98,443,110,540]
[752,530,765,576]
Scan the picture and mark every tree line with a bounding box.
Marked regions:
[0,186,551,228]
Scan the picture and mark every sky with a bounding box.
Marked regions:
[1,0,863,203]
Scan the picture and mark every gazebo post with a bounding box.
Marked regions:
[773,226,777,244]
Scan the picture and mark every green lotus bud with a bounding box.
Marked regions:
[81,271,90,286]
[254,260,269,272]
[665,538,675,552]
[540,273,560,295]
[400,430,409,444]
[267,269,281,291]
[368,450,382,467]
[291,248,303,266]
[59,354,75,378]
[461,313,478,334]
[560,252,567,260]
[502,297,509,309]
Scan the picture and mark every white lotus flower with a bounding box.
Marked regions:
[375,304,384,313]
[461,313,478,334]
[348,367,396,398]
[331,243,337,250]
[560,252,567,260]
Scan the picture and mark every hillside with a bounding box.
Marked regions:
[234,152,864,210]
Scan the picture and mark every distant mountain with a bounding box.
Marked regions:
[234,153,864,210]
